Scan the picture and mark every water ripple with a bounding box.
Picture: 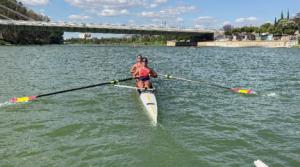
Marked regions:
[0,46,299,166]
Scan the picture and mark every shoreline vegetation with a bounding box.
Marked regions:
[295,45,300,48]
[64,35,192,46]
[2,40,300,48]
[218,11,300,46]
[64,38,166,46]
[64,42,166,46]
[0,0,63,45]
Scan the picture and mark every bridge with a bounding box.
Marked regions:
[0,19,215,46]
[0,19,214,37]
[0,1,214,45]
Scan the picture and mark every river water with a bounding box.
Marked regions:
[0,45,299,166]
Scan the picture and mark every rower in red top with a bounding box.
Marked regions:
[135,57,157,89]
[130,54,143,78]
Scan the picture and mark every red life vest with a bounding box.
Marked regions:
[139,67,150,77]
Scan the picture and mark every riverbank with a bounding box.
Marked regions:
[64,40,166,46]
[197,40,298,48]
[0,40,166,46]
[64,34,187,46]
[2,40,300,48]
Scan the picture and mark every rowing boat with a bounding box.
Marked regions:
[114,84,158,125]
[137,88,158,126]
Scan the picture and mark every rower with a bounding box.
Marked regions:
[130,54,143,78]
[135,57,157,89]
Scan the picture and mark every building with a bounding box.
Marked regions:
[79,33,92,39]
[260,33,273,41]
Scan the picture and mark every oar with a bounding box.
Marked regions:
[160,74,256,95]
[9,77,134,103]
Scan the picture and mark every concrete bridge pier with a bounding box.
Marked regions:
[167,33,214,46]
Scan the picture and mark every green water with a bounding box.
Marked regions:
[0,45,299,167]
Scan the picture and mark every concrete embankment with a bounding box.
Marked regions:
[197,40,298,48]
[167,41,197,47]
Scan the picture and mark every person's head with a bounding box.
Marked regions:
[141,57,148,66]
[136,54,142,63]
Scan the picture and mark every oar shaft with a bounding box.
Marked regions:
[37,82,110,98]
[160,74,231,89]
[37,78,133,98]
[160,73,255,95]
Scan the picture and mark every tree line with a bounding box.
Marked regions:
[224,11,300,36]
[65,34,195,45]
[0,0,63,45]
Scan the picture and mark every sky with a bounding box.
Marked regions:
[18,0,300,38]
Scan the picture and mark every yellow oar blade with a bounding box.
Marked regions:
[231,88,256,95]
[9,96,37,103]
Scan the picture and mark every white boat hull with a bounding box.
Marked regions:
[137,90,158,125]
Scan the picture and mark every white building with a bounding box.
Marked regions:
[79,33,92,39]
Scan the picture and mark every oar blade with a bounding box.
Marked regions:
[230,88,256,95]
[9,96,37,103]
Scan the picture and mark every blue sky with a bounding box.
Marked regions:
[19,0,300,38]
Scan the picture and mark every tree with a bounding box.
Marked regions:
[260,23,273,33]
[270,26,281,35]
[232,28,241,34]
[223,24,233,35]
[223,24,233,32]
[276,19,298,35]
[293,12,300,24]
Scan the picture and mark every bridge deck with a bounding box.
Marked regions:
[0,19,214,36]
